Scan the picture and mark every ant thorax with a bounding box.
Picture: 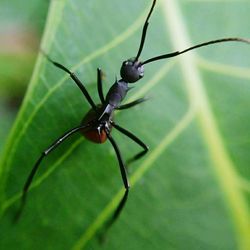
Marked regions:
[105,80,130,108]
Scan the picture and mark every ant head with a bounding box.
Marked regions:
[120,58,144,83]
[120,0,250,84]
[119,0,156,84]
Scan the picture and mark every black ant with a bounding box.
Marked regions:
[16,0,250,237]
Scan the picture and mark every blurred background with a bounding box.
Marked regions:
[0,0,49,153]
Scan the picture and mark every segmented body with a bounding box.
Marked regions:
[81,80,129,143]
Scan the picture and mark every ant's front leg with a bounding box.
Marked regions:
[97,68,106,104]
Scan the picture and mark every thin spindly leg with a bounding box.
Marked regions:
[99,131,129,240]
[14,124,90,221]
[116,97,148,110]
[112,122,148,165]
[97,68,105,104]
[42,52,97,110]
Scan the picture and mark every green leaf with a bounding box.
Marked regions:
[1,0,250,249]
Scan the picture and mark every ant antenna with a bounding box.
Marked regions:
[134,0,157,62]
[142,37,250,65]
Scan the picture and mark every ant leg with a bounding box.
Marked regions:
[100,132,129,239]
[14,124,90,221]
[112,122,148,165]
[97,68,105,104]
[107,133,129,188]
[116,97,149,110]
[42,52,97,110]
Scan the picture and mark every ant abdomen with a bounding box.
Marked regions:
[81,105,112,144]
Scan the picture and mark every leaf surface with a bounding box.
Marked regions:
[1,0,250,249]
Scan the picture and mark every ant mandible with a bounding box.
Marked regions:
[16,0,250,236]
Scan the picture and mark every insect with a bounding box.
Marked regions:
[16,0,250,237]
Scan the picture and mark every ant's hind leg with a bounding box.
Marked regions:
[112,122,148,166]
[14,124,89,222]
[99,131,129,241]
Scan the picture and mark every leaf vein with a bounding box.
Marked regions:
[72,107,196,250]
[197,56,250,80]
[162,0,250,249]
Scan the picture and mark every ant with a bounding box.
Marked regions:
[16,0,250,237]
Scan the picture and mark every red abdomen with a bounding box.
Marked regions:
[80,105,111,144]
[82,127,107,143]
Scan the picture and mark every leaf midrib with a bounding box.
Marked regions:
[162,0,250,249]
